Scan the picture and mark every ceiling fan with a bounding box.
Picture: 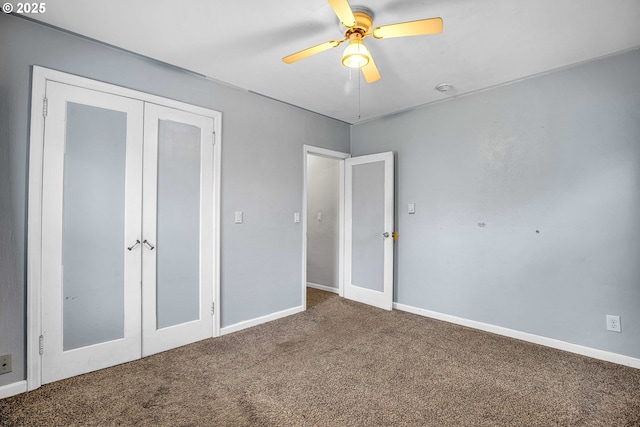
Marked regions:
[282,0,443,83]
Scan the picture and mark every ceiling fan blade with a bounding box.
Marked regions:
[372,17,443,39]
[361,54,381,83]
[282,39,344,64]
[328,0,357,27]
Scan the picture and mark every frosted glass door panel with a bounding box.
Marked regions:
[156,120,201,329]
[351,161,385,292]
[62,102,126,350]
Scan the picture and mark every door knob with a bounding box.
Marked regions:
[127,240,141,251]
[143,239,155,250]
[383,232,390,238]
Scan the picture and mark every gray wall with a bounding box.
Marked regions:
[351,48,640,358]
[0,13,350,387]
[306,155,340,288]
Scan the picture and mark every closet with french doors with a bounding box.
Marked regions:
[30,68,220,385]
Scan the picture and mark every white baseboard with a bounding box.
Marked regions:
[393,302,640,369]
[0,380,27,399]
[307,282,339,294]
[220,305,304,336]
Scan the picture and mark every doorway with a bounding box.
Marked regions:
[302,146,395,311]
[306,154,341,293]
[302,146,350,308]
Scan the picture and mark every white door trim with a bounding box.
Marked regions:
[302,145,350,309]
[27,66,222,390]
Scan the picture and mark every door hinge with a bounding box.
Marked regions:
[42,98,48,117]
[212,132,216,145]
[39,335,44,355]
[211,302,215,316]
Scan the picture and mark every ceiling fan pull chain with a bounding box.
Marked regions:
[358,70,361,121]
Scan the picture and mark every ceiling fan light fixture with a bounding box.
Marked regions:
[283,3,444,84]
[342,39,370,69]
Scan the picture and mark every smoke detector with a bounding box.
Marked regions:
[435,83,453,93]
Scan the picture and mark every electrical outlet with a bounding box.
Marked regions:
[606,315,621,333]
[0,354,11,374]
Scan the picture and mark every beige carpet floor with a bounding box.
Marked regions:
[1,288,639,426]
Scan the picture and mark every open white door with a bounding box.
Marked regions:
[344,152,394,310]
[141,104,215,356]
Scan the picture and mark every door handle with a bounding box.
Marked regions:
[143,239,155,250]
[127,240,141,251]
[383,232,390,239]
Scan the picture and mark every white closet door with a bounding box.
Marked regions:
[41,81,144,384]
[142,104,215,356]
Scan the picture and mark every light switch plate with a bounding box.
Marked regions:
[294,212,300,223]
[234,211,243,224]
[317,212,322,222]
[408,203,416,214]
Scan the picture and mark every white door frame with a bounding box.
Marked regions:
[27,66,222,390]
[302,145,350,309]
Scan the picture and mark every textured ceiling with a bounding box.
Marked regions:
[28,0,640,123]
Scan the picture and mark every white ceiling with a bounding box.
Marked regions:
[29,0,640,124]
